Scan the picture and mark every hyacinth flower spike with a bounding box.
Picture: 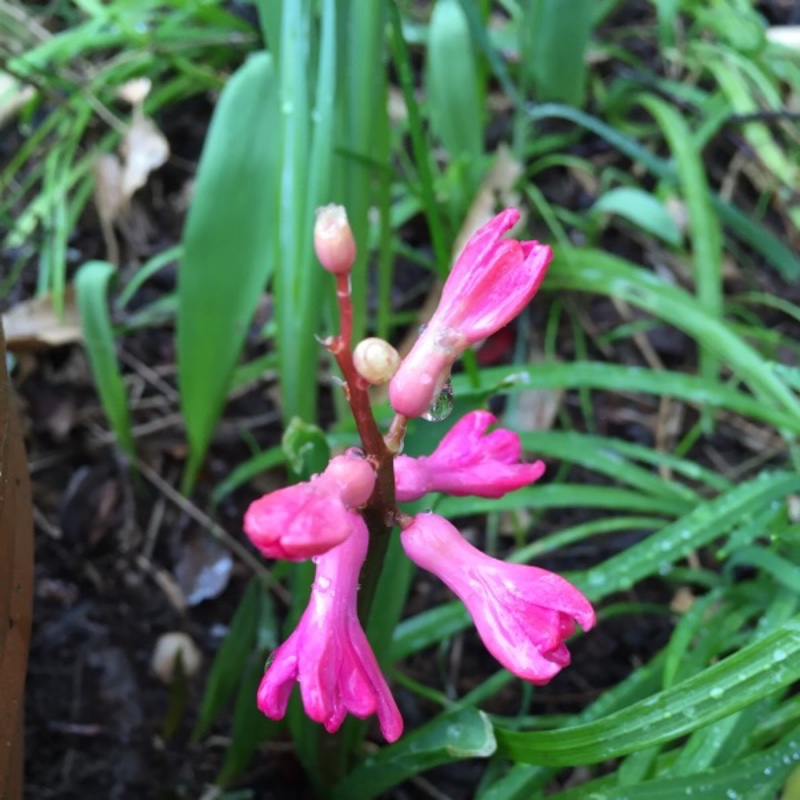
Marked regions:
[257,514,403,742]
[394,410,545,501]
[244,450,375,561]
[390,209,553,418]
[401,513,595,684]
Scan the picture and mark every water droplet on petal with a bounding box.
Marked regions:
[422,381,454,422]
[314,576,331,592]
[418,323,428,335]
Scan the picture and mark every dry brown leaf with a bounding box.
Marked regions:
[453,144,523,257]
[94,153,125,223]
[120,107,170,199]
[2,290,82,352]
[117,77,152,106]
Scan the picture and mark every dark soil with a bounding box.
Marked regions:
[7,3,800,799]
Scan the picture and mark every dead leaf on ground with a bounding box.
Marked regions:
[120,107,170,199]
[2,290,82,352]
[453,144,524,257]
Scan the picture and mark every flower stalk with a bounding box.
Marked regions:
[244,206,594,754]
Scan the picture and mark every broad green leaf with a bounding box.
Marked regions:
[591,187,682,246]
[193,580,267,740]
[331,708,496,800]
[638,95,722,398]
[477,652,669,800]
[178,52,278,492]
[272,0,337,425]
[520,0,593,107]
[281,418,330,480]
[554,725,800,799]
[216,653,279,787]
[579,472,800,600]
[427,0,484,168]
[448,362,800,435]
[75,260,134,455]
[495,616,800,765]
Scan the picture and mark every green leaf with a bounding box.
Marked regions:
[447,362,800,435]
[520,0,593,107]
[216,652,279,787]
[427,0,484,165]
[546,247,800,422]
[193,581,270,741]
[495,616,800,765]
[177,52,278,492]
[521,103,800,280]
[210,446,287,507]
[281,417,331,480]
[591,187,682,246]
[75,260,134,455]
[331,708,496,800]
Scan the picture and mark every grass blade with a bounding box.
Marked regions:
[75,260,134,455]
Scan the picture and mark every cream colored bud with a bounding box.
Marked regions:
[151,632,202,684]
[314,204,356,275]
[353,337,401,385]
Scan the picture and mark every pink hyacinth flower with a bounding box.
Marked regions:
[400,513,595,684]
[389,209,552,418]
[257,514,403,742]
[244,451,375,561]
[394,410,545,501]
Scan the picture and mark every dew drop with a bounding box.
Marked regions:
[314,576,331,592]
[418,323,428,334]
[709,687,724,699]
[422,381,454,422]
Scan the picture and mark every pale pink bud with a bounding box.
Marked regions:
[320,450,376,507]
[394,410,544,501]
[257,516,403,742]
[353,337,401,385]
[314,204,356,276]
[401,513,594,684]
[244,453,376,561]
[390,209,552,418]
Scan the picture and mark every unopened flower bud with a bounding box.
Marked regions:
[353,338,401,385]
[151,632,202,684]
[314,204,356,275]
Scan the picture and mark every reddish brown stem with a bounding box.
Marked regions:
[328,278,400,621]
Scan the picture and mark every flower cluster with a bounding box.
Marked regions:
[243,208,595,743]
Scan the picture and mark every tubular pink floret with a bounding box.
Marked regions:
[394,411,545,501]
[243,452,376,561]
[256,516,403,742]
[400,513,594,684]
[389,210,553,418]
